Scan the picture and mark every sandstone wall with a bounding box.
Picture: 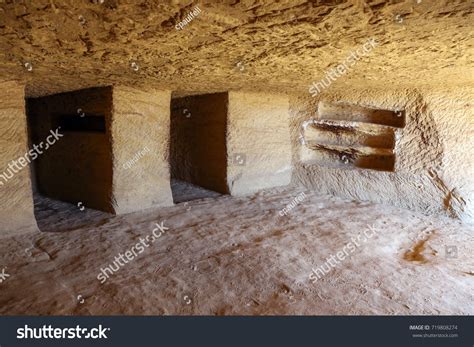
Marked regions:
[110,87,173,214]
[170,93,228,194]
[227,92,292,196]
[291,85,474,223]
[0,81,37,237]
[28,87,114,212]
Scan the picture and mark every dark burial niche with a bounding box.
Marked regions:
[55,114,106,133]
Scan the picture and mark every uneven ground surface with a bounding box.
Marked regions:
[0,184,473,315]
[0,0,473,97]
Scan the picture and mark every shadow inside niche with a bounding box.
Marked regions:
[171,179,222,204]
[33,193,113,233]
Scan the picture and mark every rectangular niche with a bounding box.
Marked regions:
[170,93,229,194]
[300,101,405,172]
[27,87,114,212]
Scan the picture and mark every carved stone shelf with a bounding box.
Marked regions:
[300,102,404,172]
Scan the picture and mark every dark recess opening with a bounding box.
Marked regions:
[55,114,106,133]
[169,93,228,203]
[25,87,115,232]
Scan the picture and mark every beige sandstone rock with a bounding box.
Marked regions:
[0,0,472,230]
[0,80,37,236]
[227,92,292,195]
[110,87,174,213]
[0,0,472,318]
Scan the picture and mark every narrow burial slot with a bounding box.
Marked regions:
[318,101,405,128]
[25,87,115,224]
[169,93,228,203]
[354,151,395,171]
[304,120,395,149]
[302,143,395,172]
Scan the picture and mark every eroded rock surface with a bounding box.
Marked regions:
[0,0,472,97]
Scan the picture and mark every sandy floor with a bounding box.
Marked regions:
[0,182,473,315]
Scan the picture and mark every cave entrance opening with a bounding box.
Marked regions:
[169,93,229,203]
[25,88,114,232]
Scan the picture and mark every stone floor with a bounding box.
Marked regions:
[0,183,472,315]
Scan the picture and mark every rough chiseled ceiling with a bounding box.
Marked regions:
[0,0,473,98]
